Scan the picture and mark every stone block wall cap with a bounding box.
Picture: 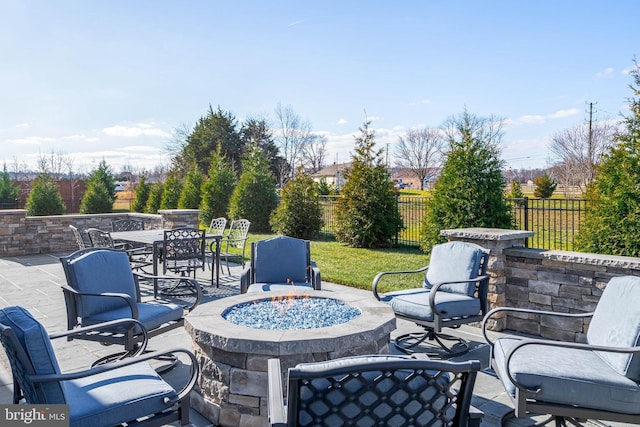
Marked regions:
[157,209,202,214]
[0,209,27,215]
[441,227,534,240]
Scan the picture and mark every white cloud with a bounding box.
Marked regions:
[409,99,431,106]
[5,136,55,145]
[337,118,348,125]
[595,67,615,78]
[505,108,580,126]
[62,134,100,143]
[102,124,171,138]
[15,123,29,128]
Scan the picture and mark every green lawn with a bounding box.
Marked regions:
[245,233,429,293]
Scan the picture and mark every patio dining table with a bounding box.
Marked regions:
[111,229,222,287]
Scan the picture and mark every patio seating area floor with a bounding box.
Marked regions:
[0,252,629,427]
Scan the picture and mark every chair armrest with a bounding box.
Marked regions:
[268,358,287,427]
[133,273,202,311]
[372,265,429,300]
[50,318,149,355]
[240,267,252,294]
[309,264,321,291]
[481,306,594,346]
[428,274,490,315]
[60,283,139,318]
[31,347,198,403]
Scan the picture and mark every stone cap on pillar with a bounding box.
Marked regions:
[441,228,534,241]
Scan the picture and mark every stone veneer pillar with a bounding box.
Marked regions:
[441,228,533,331]
[158,209,201,229]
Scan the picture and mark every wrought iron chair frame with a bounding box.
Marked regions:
[218,219,251,275]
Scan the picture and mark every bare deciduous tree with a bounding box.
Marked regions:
[550,121,618,193]
[395,128,444,190]
[303,134,327,173]
[274,103,315,186]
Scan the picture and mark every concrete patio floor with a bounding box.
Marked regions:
[0,252,626,427]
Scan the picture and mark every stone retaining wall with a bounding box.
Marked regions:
[0,209,200,256]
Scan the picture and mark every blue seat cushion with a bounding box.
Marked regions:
[83,302,183,332]
[0,306,65,403]
[246,282,314,293]
[254,236,308,284]
[66,250,139,317]
[424,242,483,296]
[586,276,640,381]
[380,288,480,322]
[64,361,178,427]
[493,337,640,415]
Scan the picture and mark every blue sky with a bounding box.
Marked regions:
[1,0,638,173]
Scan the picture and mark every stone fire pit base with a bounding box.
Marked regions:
[185,290,396,427]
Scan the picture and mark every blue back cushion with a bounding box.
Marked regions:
[66,250,137,317]
[587,276,640,381]
[0,306,65,403]
[424,242,483,296]
[254,236,308,284]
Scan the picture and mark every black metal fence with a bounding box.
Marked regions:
[319,195,587,250]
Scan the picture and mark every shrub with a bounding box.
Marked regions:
[270,169,323,239]
[25,174,66,216]
[533,173,557,198]
[575,62,640,256]
[334,121,402,248]
[178,167,204,209]
[80,181,113,214]
[132,175,150,212]
[228,145,278,232]
[160,175,182,209]
[145,181,163,214]
[420,110,512,251]
[200,149,236,224]
[0,164,19,201]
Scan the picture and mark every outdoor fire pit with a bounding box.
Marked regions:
[185,289,396,427]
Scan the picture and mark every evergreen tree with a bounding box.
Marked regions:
[25,174,66,216]
[420,110,512,251]
[144,181,163,214]
[200,147,236,225]
[228,145,278,232]
[270,167,323,239]
[0,163,19,200]
[160,174,183,209]
[80,160,116,213]
[575,62,640,256]
[178,166,204,209]
[334,121,402,248]
[509,178,526,207]
[80,181,113,213]
[132,175,150,212]
[533,173,557,198]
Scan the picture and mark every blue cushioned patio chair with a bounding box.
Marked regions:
[482,275,640,426]
[0,306,197,427]
[373,241,490,356]
[240,235,321,293]
[268,355,483,427]
[60,247,201,365]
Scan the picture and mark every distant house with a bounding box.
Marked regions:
[311,162,351,190]
[390,167,439,190]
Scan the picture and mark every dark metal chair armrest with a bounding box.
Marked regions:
[428,274,490,315]
[481,306,594,346]
[133,272,202,311]
[268,358,287,427]
[50,318,149,355]
[372,265,429,300]
[60,284,139,318]
[240,267,252,294]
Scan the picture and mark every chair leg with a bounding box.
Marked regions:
[394,327,470,357]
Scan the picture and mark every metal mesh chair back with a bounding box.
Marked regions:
[207,217,227,236]
[112,219,145,232]
[163,228,206,276]
[69,224,87,249]
[226,219,250,249]
[287,358,480,427]
[86,228,116,248]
